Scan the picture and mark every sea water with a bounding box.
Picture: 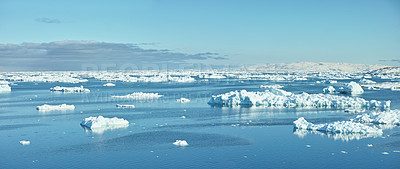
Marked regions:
[0,78,399,168]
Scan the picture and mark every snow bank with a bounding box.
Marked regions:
[337,81,364,94]
[116,104,135,108]
[173,140,189,146]
[36,104,75,111]
[111,92,163,99]
[80,116,129,133]
[50,86,90,93]
[323,86,336,93]
[176,98,190,103]
[293,117,382,134]
[352,110,400,125]
[208,88,389,109]
[103,83,116,87]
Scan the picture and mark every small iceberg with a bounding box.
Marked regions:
[173,140,189,147]
[36,104,75,111]
[337,81,364,94]
[19,140,30,145]
[176,98,190,103]
[352,110,400,125]
[50,86,90,93]
[116,104,135,108]
[323,86,336,93]
[293,117,382,134]
[80,116,129,134]
[0,81,11,92]
[111,92,163,99]
[103,83,116,87]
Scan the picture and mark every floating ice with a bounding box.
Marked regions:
[176,98,190,103]
[344,108,365,113]
[361,82,400,91]
[0,72,88,83]
[208,88,389,109]
[103,83,116,87]
[293,117,383,134]
[80,116,129,133]
[293,129,381,141]
[0,81,11,92]
[323,86,336,93]
[19,140,30,145]
[173,140,189,146]
[359,79,376,84]
[50,86,90,93]
[337,81,364,94]
[260,85,284,89]
[112,92,163,99]
[116,104,135,108]
[352,110,400,125]
[36,104,75,111]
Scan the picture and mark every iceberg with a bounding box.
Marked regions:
[116,104,135,108]
[208,88,389,109]
[19,140,31,145]
[111,92,163,99]
[173,140,189,146]
[103,83,116,87]
[0,81,11,92]
[293,117,383,134]
[176,98,190,103]
[323,86,336,93]
[36,104,75,111]
[50,86,90,93]
[337,81,364,94]
[352,110,400,125]
[80,116,129,133]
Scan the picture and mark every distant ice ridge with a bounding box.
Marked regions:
[80,116,129,133]
[176,98,190,103]
[352,110,400,125]
[103,83,116,87]
[0,81,11,92]
[36,104,75,111]
[293,117,383,134]
[359,79,376,84]
[361,82,400,91]
[116,104,135,108]
[0,72,88,83]
[208,88,390,109]
[260,85,283,89]
[293,129,381,141]
[111,92,163,99]
[50,86,90,93]
[337,81,364,94]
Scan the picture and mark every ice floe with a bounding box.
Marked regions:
[323,86,336,93]
[116,104,135,108]
[173,140,189,146]
[19,140,31,145]
[103,83,116,87]
[351,110,400,125]
[111,92,163,99]
[50,86,90,93]
[0,81,11,92]
[361,82,400,91]
[80,116,129,133]
[0,72,88,83]
[337,81,364,94]
[359,79,376,84]
[293,129,381,141]
[36,104,75,111]
[176,98,190,103]
[293,117,383,134]
[208,88,389,109]
[260,85,284,89]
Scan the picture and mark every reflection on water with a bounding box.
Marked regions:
[293,129,382,142]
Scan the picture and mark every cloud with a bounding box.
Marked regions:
[35,17,61,24]
[0,40,227,71]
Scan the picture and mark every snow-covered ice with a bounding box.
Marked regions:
[361,82,400,91]
[176,98,190,103]
[293,129,381,141]
[19,140,30,145]
[323,86,336,93]
[352,110,400,125]
[80,116,129,133]
[337,81,364,94]
[173,140,189,146]
[208,88,389,109]
[293,117,383,134]
[112,92,163,99]
[103,83,116,87]
[50,86,90,93]
[116,104,135,108]
[36,104,75,111]
[260,85,284,89]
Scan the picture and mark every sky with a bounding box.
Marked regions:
[0,0,399,71]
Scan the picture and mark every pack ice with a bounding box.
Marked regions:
[0,81,11,92]
[111,92,163,99]
[293,117,382,134]
[36,104,75,111]
[208,88,389,108]
[50,86,90,93]
[352,110,400,125]
[80,116,129,133]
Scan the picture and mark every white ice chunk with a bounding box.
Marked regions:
[176,98,190,103]
[111,92,163,99]
[19,140,30,145]
[323,86,336,93]
[36,104,75,111]
[293,117,383,134]
[0,81,11,92]
[80,116,129,133]
[337,81,364,94]
[173,140,189,146]
[260,85,284,89]
[50,86,90,93]
[116,104,135,108]
[103,83,116,87]
[352,110,400,125]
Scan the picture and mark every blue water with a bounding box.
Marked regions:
[1,78,399,168]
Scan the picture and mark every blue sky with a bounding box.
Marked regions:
[0,0,399,71]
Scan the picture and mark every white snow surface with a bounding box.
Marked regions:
[176,98,190,103]
[337,81,364,94]
[352,110,400,125]
[36,104,75,111]
[80,116,129,131]
[208,88,389,108]
[293,117,383,134]
[50,86,90,93]
[173,140,189,146]
[111,92,163,99]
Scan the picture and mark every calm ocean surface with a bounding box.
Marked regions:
[1,78,399,168]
